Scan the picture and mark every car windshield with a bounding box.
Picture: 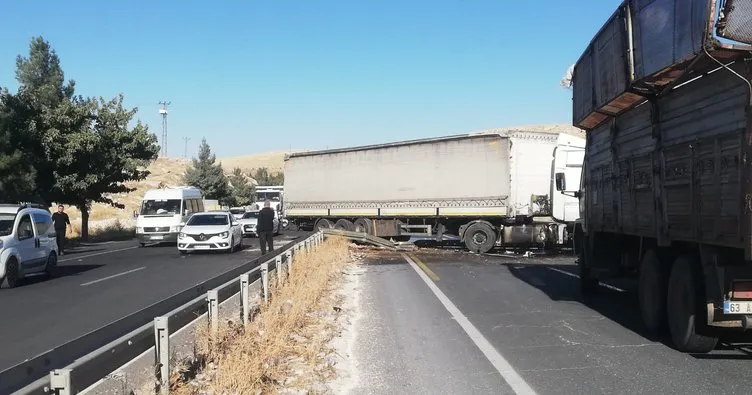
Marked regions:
[140,199,181,216]
[0,213,16,237]
[242,212,259,219]
[256,192,281,201]
[187,214,229,226]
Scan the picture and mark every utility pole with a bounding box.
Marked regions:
[182,137,191,158]
[158,101,171,157]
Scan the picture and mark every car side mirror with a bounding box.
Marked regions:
[179,222,186,227]
[555,172,566,191]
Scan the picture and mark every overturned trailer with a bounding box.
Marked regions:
[562,0,752,353]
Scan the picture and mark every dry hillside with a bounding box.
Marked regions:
[64,151,290,233]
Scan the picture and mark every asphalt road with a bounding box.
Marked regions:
[0,231,305,374]
[352,249,752,395]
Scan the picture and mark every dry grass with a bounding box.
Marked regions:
[61,151,292,234]
[67,218,136,243]
[218,150,298,174]
[172,236,351,394]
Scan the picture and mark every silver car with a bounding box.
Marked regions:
[237,210,280,237]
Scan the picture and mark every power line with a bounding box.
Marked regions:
[183,136,191,158]
[158,101,171,157]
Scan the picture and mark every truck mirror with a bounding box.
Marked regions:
[555,172,566,191]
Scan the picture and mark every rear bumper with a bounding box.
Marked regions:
[137,232,178,243]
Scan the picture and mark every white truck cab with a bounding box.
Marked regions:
[254,186,284,213]
[0,204,59,288]
[135,187,205,246]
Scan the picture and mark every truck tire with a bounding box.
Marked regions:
[639,250,668,335]
[315,218,333,231]
[666,256,718,353]
[354,218,373,235]
[578,234,599,295]
[334,219,354,231]
[463,222,496,254]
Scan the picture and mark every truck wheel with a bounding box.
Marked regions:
[315,218,333,231]
[353,218,373,235]
[639,250,668,334]
[666,256,718,353]
[463,222,496,254]
[334,219,354,231]
[578,234,599,295]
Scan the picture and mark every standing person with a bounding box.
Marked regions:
[257,200,275,255]
[51,204,71,255]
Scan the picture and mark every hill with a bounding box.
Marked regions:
[64,151,291,237]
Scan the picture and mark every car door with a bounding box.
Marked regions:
[231,215,241,239]
[32,212,55,261]
[15,213,39,269]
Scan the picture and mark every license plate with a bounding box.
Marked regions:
[724,301,752,314]
[194,245,210,249]
[151,235,164,240]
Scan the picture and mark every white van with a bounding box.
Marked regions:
[135,187,204,246]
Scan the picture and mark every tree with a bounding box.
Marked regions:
[184,138,232,204]
[53,95,159,239]
[227,167,254,206]
[0,89,38,202]
[252,167,284,186]
[0,37,160,239]
[0,37,81,204]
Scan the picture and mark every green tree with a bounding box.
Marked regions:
[184,138,232,204]
[228,167,254,206]
[252,167,284,186]
[53,95,159,239]
[0,89,38,202]
[1,37,160,239]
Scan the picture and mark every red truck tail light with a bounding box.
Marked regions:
[732,281,752,299]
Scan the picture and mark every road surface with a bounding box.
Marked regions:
[0,231,305,374]
[348,249,752,395]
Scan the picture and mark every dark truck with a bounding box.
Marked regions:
[558,0,752,353]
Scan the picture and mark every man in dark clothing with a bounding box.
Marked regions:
[51,204,71,255]
[257,200,276,255]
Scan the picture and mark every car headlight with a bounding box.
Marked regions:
[219,231,229,238]
[179,232,186,239]
[171,226,180,233]
[136,227,144,233]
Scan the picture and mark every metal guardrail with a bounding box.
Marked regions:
[1,231,324,395]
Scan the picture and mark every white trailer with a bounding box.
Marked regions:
[284,129,585,253]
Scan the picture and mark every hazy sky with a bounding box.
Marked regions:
[0,0,620,157]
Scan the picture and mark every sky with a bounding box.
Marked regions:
[0,0,621,158]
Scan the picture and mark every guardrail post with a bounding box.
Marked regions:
[261,262,269,302]
[286,250,293,276]
[207,290,219,335]
[275,255,283,286]
[48,368,72,395]
[240,273,250,325]
[154,316,170,395]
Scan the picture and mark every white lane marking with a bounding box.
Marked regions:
[401,253,537,395]
[59,246,138,263]
[546,267,626,293]
[80,267,146,286]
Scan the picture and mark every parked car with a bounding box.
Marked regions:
[177,211,242,254]
[229,207,246,220]
[237,209,280,237]
[0,204,59,288]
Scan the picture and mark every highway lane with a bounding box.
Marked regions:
[0,231,305,374]
[354,250,752,395]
